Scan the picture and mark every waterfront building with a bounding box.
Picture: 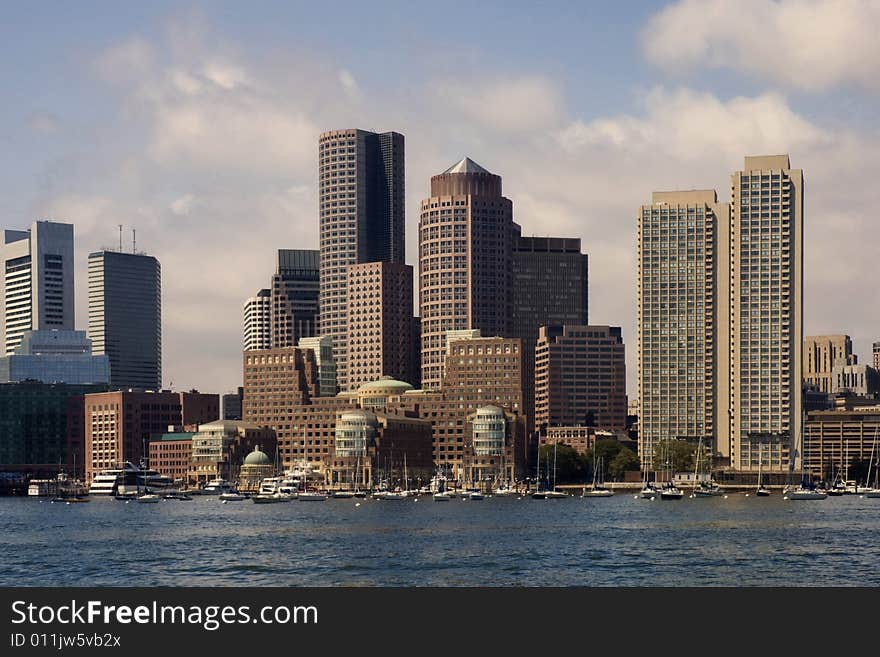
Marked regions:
[324,408,433,490]
[0,329,109,384]
[803,407,880,478]
[804,335,854,394]
[237,446,276,492]
[0,381,107,473]
[271,249,320,348]
[243,289,271,351]
[222,387,243,420]
[540,426,596,455]
[87,250,162,391]
[638,190,728,470]
[512,235,589,434]
[319,129,405,391]
[242,347,320,423]
[466,405,524,486]
[345,261,414,390]
[419,158,520,389]
[83,390,219,483]
[1,221,74,354]
[535,325,627,433]
[729,155,804,472]
[637,155,803,474]
[298,336,337,396]
[188,419,276,486]
[442,333,523,416]
[148,429,194,484]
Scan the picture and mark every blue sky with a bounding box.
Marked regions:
[2,1,879,395]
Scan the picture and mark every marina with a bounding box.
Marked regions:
[2,492,880,587]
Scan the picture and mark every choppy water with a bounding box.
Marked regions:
[2,493,879,586]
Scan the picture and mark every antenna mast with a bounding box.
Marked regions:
[132,229,137,254]
[118,225,123,252]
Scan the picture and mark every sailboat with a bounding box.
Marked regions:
[544,441,568,498]
[692,438,723,497]
[376,454,407,500]
[135,448,160,503]
[864,428,880,498]
[755,442,771,496]
[583,453,613,497]
[658,441,683,500]
[784,420,827,500]
[531,443,547,499]
[639,453,659,499]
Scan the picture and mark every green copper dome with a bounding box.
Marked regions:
[243,446,271,466]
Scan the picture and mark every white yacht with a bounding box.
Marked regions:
[89,462,173,496]
[202,478,236,495]
[298,491,328,501]
[783,485,827,500]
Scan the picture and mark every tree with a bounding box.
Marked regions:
[652,438,696,473]
[608,447,639,480]
[538,443,588,484]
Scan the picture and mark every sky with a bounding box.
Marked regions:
[2,0,879,397]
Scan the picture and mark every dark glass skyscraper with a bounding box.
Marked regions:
[318,129,405,390]
[512,236,589,433]
[271,249,320,348]
[88,251,162,391]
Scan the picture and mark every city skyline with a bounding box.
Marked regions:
[2,2,879,396]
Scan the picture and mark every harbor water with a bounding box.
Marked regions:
[2,494,879,586]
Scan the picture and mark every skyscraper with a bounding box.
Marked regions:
[298,335,337,396]
[271,249,320,348]
[872,342,879,370]
[318,129,405,390]
[88,250,162,391]
[535,325,626,433]
[346,261,413,390]
[419,158,519,389]
[512,236,589,432]
[1,221,74,354]
[243,289,271,351]
[729,155,803,472]
[637,190,729,468]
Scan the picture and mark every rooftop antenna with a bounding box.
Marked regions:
[132,228,137,254]
[118,225,123,252]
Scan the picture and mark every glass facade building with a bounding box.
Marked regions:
[0,329,109,384]
[88,250,162,391]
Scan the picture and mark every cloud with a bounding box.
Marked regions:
[29,113,61,135]
[433,75,566,133]
[642,0,880,92]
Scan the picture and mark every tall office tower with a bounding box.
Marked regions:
[345,262,413,390]
[512,236,589,432]
[88,250,162,391]
[298,335,337,396]
[1,221,74,354]
[872,342,879,370]
[243,289,271,351]
[318,129,405,390]
[803,335,854,394]
[729,155,803,472]
[410,316,421,389]
[271,249,320,348]
[419,158,519,389]
[535,325,627,433]
[637,190,729,469]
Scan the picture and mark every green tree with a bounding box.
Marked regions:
[652,438,696,473]
[608,446,639,480]
[539,443,588,484]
